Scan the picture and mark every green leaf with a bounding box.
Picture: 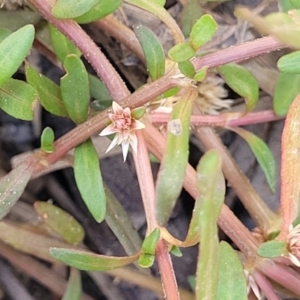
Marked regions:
[52,0,100,19]
[25,63,69,117]
[50,248,140,271]
[168,42,195,62]
[186,150,225,247]
[75,0,122,24]
[230,127,276,193]
[178,61,195,78]
[134,25,165,81]
[131,107,145,120]
[34,201,85,245]
[290,0,300,8]
[264,12,300,49]
[189,14,217,51]
[0,78,37,120]
[180,0,203,37]
[74,139,106,222]
[62,268,81,300]
[217,63,259,112]
[273,72,300,116]
[138,253,155,268]
[61,54,89,124]
[195,150,224,300]
[257,240,288,258]
[0,28,12,43]
[88,74,112,101]
[142,228,160,255]
[170,245,182,257]
[104,185,142,256]
[139,229,160,267]
[279,0,295,11]
[0,157,37,221]
[48,24,81,63]
[156,88,197,225]
[194,66,208,82]
[277,51,300,74]
[0,24,34,87]
[216,242,248,300]
[41,127,55,153]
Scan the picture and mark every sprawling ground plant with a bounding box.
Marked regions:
[1,0,300,299]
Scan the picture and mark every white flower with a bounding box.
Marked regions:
[287,224,300,266]
[99,102,145,161]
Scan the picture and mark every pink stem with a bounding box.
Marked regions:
[29,0,129,102]
[259,261,300,297]
[155,239,180,300]
[192,36,286,70]
[150,110,283,127]
[252,270,280,300]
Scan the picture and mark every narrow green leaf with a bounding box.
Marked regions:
[168,43,195,62]
[34,201,85,245]
[41,127,55,153]
[0,24,34,87]
[62,268,81,300]
[230,127,276,193]
[156,87,197,225]
[105,185,142,256]
[273,72,300,116]
[180,0,203,37]
[0,28,11,43]
[25,63,69,117]
[216,242,248,300]
[48,24,81,63]
[52,0,99,19]
[0,157,37,221]
[189,14,217,51]
[134,25,165,81]
[186,150,225,247]
[61,54,89,124]
[178,61,195,78]
[88,74,111,101]
[0,78,37,120]
[131,107,145,120]
[217,64,259,112]
[75,0,122,24]
[257,240,288,258]
[196,150,224,300]
[277,51,300,74]
[50,248,140,271]
[74,139,106,222]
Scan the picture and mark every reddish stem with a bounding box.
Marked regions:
[29,0,129,102]
[150,110,283,127]
[192,36,286,70]
[155,239,180,300]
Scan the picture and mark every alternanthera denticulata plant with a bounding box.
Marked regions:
[2,0,300,299]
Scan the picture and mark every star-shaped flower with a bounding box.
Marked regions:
[99,101,145,161]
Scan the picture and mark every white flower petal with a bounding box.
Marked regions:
[99,124,116,136]
[121,141,130,161]
[112,101,123,113]
[105,134,119,153]
[134,119,145,130]
[129,133,138,154]
[288,252,300,267]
